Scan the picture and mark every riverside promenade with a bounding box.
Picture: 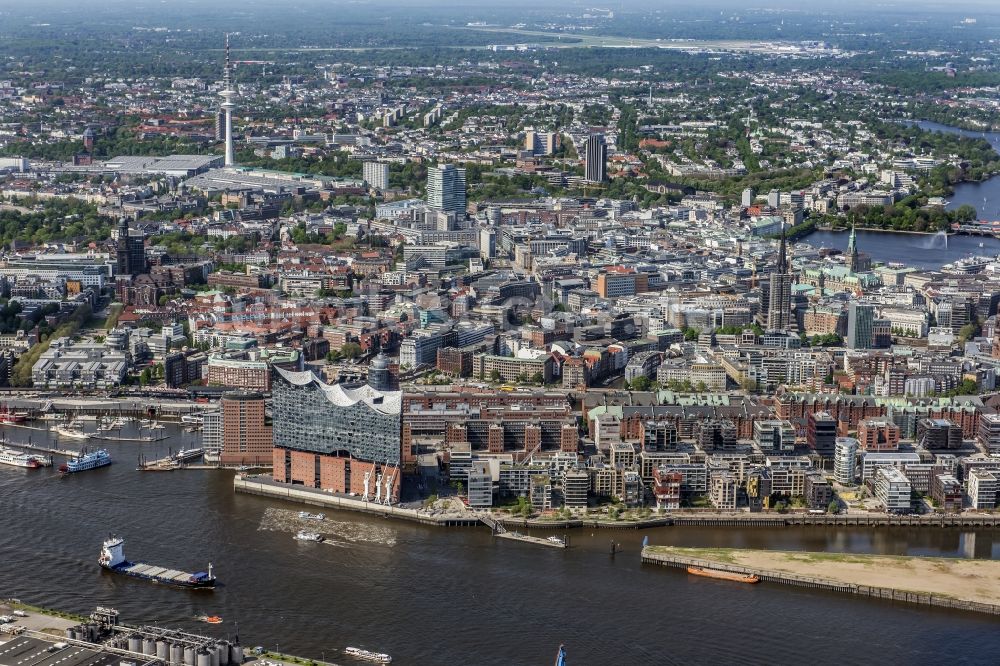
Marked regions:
[235,475,1000,531]
[642,546,1000,616]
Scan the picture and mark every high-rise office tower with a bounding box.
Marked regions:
[765,225,792,331]
[525,130,558,156]
[220,391,273,466]
[363,161,390,191]
[427,164,467,215]
[116,218,147,276]
[214,110,226,142]
[847,302,876,349]
[584,133,607,183]
[524,130,538,154]
[219,34,237,167]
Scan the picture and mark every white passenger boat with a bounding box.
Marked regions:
[344,647,392,663]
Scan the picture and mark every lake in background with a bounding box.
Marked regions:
[801,228,1000,270]
[914,120,1000,221]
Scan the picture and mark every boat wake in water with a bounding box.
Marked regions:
[258,508,397,547]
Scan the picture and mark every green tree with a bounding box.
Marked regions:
[630,375,652,391]
[341,342,362,360]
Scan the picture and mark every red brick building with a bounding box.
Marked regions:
[857,417,901,452]
[207,356,271,390]
[273,450,396,499]
[220,391,273,465]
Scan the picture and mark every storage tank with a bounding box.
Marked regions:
[170,643,184,664]
[209,644,220,666]
[156,641,169,660]
[219,642,231,666]
[183,647,196,666]
[229,645,243,664]
[65,628,77,640]
[196,649,212,666]
[143,639,157,655]
[128,636,143,654]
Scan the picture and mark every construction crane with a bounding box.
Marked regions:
[379,458,399,506]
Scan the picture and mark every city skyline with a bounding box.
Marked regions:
[0,1,999,664]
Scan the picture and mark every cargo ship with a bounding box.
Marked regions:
[99,536,216,589]
[61,448,111,473]
[686,566,759,584]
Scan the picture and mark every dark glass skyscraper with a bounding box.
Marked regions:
[765,225,792,332]
[116,218,147,276]
[584,133,607,183]
[847,302,876,349]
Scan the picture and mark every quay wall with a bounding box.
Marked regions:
[235,475,1000,531]
[499,513,1000,530]
[233,475,479,526]
[640,547,1000,617]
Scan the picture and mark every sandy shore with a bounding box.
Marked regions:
[647,546,1000,606]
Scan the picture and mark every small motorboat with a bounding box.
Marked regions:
[295,531,324,542]
[198,615,223,624]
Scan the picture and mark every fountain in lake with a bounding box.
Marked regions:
[922,231,949,249]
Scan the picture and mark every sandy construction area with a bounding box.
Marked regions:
[650,547,1000,606]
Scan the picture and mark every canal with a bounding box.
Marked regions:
[1,425,1000,664]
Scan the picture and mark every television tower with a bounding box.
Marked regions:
[220,33,236,167]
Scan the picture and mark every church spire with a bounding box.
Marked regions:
[776,220,788,274]
[848,224,859,272]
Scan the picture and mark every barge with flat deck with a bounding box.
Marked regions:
[98,536,216,589]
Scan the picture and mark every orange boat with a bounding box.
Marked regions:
[199,615,223,624]
[687,566,759,584]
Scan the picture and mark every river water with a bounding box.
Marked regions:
[2,424,1000,664]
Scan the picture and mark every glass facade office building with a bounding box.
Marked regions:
[272,367,402,465]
